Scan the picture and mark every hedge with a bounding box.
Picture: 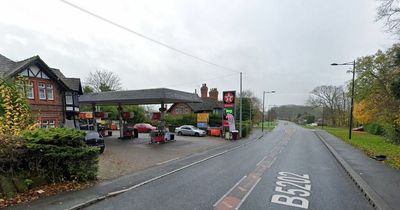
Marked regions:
[0,128,99,197]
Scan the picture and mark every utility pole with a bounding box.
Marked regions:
[239,72,243,138]
[262,91,265,132]
[349,60,356,139]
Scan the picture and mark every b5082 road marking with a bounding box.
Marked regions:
[271,171,311,209]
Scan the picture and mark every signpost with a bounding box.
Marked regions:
[222,91,236,139]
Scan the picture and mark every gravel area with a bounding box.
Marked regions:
[98,131,229,180]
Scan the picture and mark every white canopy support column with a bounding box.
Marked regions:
[118,103,123,138]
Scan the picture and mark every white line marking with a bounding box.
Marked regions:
[156,157,180,165]
[235,177,262,210]
[70,134,265,210]
[256,156,268,166]
[213,176,247,207]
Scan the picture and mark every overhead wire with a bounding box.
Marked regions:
[59,0,240,74]
[166,73,238,88]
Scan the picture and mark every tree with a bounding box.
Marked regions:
[0,77,33,136]
[377,0,400,37]
[354,100,374,124]
[236,90,262,123]
[307,85,349,126]
[83,85,94,93]
[354,44,400,142]
[85,69,122,92]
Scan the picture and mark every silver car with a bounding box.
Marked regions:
[175,125,206,137]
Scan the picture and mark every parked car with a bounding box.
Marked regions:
[175,125,206,137]
[85,131,105,153]
[134,123,157,133]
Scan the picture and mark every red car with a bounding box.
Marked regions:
[134,123,156,133]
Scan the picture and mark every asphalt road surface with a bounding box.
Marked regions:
[85,122,373,210]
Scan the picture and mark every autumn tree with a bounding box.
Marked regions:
[0,77,32,136]
[354,44,400,142]
[85,69,122,92]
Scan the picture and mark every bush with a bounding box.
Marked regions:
[165,114,196,126]
[364,123,385,136]
[240,121,253,138]
[23,128,99,182]
[0,128,99,195]
[209,114,222,127]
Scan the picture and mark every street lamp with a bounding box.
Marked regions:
[262,90,275,132]
[331,60,356,139]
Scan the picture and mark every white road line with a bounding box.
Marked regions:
[213,176,247,207]
[256,156,268,166]
[69,133,265,210]
[156,157,180,165]
[235,177,262,210]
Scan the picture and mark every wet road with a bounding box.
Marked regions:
[85,122,373,210]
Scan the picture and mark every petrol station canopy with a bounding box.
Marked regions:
[79,88,202,105]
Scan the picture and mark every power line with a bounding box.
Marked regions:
[167,73,238,88]
[59,0,240,73]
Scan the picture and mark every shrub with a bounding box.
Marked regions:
[22,128,99,182]
[0,128,99,193]
[165,114,196,126]
[364,123,385,136]
[240,121,253,138]
[209,114,222,127]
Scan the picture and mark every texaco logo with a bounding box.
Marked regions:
[224,92,234,104]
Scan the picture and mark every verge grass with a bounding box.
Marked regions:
[324,127,400,169]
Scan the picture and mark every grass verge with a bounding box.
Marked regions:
[323,127,400,169]
[254,121,278,131]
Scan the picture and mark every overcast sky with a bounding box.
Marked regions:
[0,0,395,106]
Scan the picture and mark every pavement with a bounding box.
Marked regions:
[6,122,400,210]
[315,129,400,210]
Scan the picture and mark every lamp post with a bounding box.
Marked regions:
[262,90,275,132]
[331,60,356,139]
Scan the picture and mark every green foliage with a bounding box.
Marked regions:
[22,128,86,147]
[324,127,400,169]
[0,128,99,193]
[354,44,400,143]
[209,114,222,127]
[0,176,16,197]
[83,85,94,93]
[390,76,400,99]
[240,121,253,138]
[364,123,385,136]
[165,114,196,126]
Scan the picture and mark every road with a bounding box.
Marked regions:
[85,122,373,210]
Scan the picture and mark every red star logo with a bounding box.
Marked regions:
[224,92,234,104]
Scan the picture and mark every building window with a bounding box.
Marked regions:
[39,83,46,99]
[41,120,49,129]
[47,84,54,100]
[27,81,34,99]
[49,120,55,128]
[66,95,73,105]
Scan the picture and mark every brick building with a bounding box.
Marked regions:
[0,54,82,128]
[167,84,223,115]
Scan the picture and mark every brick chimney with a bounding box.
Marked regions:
[209,88,219,100]
[200,83,208,98]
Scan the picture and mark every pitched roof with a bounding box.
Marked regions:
[187,98,223,112]
[79,88,202,105]
[0,54,16,74]
[0,54,82,93]
[167,98,223,113]
[51,68,82,94]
